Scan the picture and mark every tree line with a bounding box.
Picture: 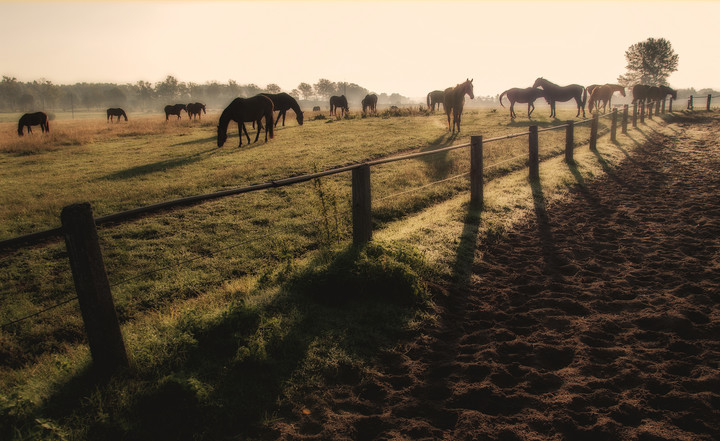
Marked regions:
[0,76,415,113]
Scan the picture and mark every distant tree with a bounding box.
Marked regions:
[265,83,282,94]
[0,76,22,110]
[241,83,263,97]
[297,82,313,100]
[155,75,182,101]
[618,37,679,87]
[19,93,35,111]
[289,89,301,100]
[104,86,127,107]
[314,78,337,99]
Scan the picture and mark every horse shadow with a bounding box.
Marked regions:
[99,148,216,181]
[417,133,460,179]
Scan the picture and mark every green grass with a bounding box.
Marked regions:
[0,104,669,439]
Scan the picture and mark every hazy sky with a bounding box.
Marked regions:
[2,1,718,98]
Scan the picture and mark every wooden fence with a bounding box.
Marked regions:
[0,95,713,376]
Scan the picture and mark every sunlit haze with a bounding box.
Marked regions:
[2,1,719,99]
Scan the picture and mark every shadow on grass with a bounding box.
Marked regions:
[98,148,217,181]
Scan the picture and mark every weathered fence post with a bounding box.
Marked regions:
[688,95,693,110]
[61,202,128,377]
[632,102,638,127]
[707,94,712,111]
[648,100,654,120]
[661,98,666,114]
[622,105,628,134]
[470,136,483,207]
[352,165,372,245]
[589,114,599,151]
[669,98,673,113]
[611,108,618,142]
[529,125,539,180]
[565,121,574,164]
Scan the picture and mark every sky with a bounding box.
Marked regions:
[1,1,719,99]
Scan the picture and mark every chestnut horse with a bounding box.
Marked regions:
[186,102,206,120]
[17,112,49,136]
[106,108,128,122]
[362,94,378,114]
[443,78,474,132]
[164,103,186,120]
[330,95,349,116]
[217,95,274,147]
[588,84,625,113]
[533,77,587,118]
[426,90,445,112]
[499,87,547,119]
[261,92,304,126]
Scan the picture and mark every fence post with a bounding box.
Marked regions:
[622,105,628,134]
[351,165,372,246]
[565,121,574,164]
[688,95,693,110]
[470,135,483,207]
[661,98,666,114]
[528,125,539,180]
[707,94,712,111]
[632,102,638,127]
[589,114,599,151]
[61,202,128,377]
[611,108,618,142]
[669,97,673,113]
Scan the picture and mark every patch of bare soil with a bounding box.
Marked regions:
[270,114,720,440]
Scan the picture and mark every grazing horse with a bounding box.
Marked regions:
[106,108,128,122]
[533,77,587,118]
[362,94,378,114]
[647,85,677,103]
[217,95,274,148]
[499,87,547,119]
[443,78,474,132]
[631,84,652,105]
[164,103,186,120]
[426,90,445,112]
[330,95,349,116]
[186,102,206,120]
[588,84,625,113]
[17,112,49,136]
[261,92,304,126]
[312,106,321,111]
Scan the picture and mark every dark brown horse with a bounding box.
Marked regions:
[588,84,625,113]
[632,84,652,105]
[444,79,474,132]
[186,102,206,120]
[533,77,587,118]
[106,108,128,122]
[17,112,49,136]
[261,92,304,126]
[164,103,186,120]
[426,90,445,112]
[499,87,547,119]
[330,95,349,116]
[217,95,274,147]
[361,94,378,114]
[647,85,677,102]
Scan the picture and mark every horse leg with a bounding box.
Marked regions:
[528,102,534,118]
[254,120,262,143]
[446,111,452,131]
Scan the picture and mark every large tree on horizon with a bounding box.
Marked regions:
[618,37,679,87]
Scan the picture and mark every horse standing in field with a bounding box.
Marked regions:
[164,103,187,120]
[106,108,128,122]
[632,84,652,106]
[186,102,206,120]
[533,77,587,118]
[330,95,349,116]
[647,85,677,103]
[443,78,474,132]
[217,95,274,148]
[586,84,601,97]
[499,87,547,119]
[261,92,304,126]
[588,84,625,113]
[362,94,378,114]
[17,112,49,136]
[426,90,445,112]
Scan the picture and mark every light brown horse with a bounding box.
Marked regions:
[499,87,547,119]
[588,84,625,113]
[533,77,586,118]
[443,79,474,132]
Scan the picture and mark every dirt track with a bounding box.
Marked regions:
[271,113,720,440]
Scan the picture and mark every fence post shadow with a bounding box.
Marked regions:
[451,204,484,285]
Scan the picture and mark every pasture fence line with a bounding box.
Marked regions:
[0,98,711,375]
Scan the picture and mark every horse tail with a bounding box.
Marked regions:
[427,92,431,108]
[499,90,507,108]
[582,87,588,110]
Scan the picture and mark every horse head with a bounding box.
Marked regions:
[464,78,475,99]
[217,125,227,147]
[533,78,544,88]
[297,111,304,125]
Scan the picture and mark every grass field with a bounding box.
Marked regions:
[0,104,638,439]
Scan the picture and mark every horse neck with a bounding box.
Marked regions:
[218,106,233,133]
[288,97,301,114]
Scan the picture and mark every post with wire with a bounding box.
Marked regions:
[352,165,372,246]
[470,136,483,208]
[528,126,539,181]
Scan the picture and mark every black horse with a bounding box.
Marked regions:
[361,94,378,114]
[106,108,128,122]
[444,79,474,132]
[17,112,49,136]
[330,95,349,116]
[426,90,445,112]
[164,103,187,120]
[261,92,304,126]
[186,102,206,120]
[217,95,275,148]
[533,77,587,118]
[499,87,547,119]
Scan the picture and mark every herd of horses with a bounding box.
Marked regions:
[15,79,679,142]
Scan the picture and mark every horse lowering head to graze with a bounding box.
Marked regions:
[186,102,206,120]
[426,90,445,112]
[260,92,304,127]
[217,95,275,148]
[106,108,128,122]
[659,85,677,100]
[499,87,547,119]
[362,94,378,114]
[312,106,321,111]
[330,95,349,116]
[443,79,474,133]
[164,103,187,121]
[533,77,586,118]
[17,112,49,136]
[588,84,625,113]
